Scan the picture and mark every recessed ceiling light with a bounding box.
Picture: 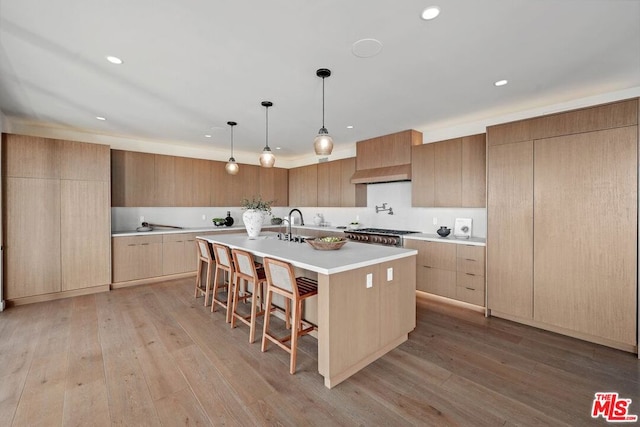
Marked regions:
[347,125,354,129]
[275,147,281,150]
[204,134,212,138]
[106,56,123,65]
[96,116,106,121]
[494,79,508,87]
[421,6,440,20]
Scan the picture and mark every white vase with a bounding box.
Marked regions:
[242,209,265,239]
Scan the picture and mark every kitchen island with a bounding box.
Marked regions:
[199,233,417,388]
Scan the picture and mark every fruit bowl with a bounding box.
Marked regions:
[306,237,348,251]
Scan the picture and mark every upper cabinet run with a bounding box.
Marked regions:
[289,157,366,207]
[411,133,486,208]
[111,150,288,207]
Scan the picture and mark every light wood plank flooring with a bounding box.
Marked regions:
[1,277,638,426]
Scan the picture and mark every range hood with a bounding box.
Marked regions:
[350,129,422,184]
[350,164,412,184]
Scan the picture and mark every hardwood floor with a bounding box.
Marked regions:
[1,277,638,426]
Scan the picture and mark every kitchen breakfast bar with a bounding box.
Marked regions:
[199,233,417,388]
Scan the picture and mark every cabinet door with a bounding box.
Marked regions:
[379,257,416,347]
[154,154,175,207]
[434,140,462,207]
[191,159,212,207]
[60,140,110,181]
[456,273,485,306]
[317,161,341,207]
[162,232,198,275]
[486,140,533,318]
[210,160,233,206]
[112,236,163,282]
[288,164,317,207]
[411,144,435,207]
[2,134,60,178]
[418,267,456,298]
[533,127,637,346]
[61,180,111,291]
[339,157,366,207]
[111,150,156,207]
[5,178,61,298]
[230,164,260,205]
[422,241,456,270]
[259,167,289,207]
[461,134,486,207]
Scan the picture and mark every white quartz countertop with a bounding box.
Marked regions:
[403,233,486,246]
[112,225,279,237]
[199,232,417,275]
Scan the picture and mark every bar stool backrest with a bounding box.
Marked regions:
[197,238,214,261]
[233,249,257,277]
[264,258,296,295]
[213,243,232,269]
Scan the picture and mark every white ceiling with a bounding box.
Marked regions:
[1,0,639,161]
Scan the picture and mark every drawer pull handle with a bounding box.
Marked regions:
[466,273,475,276]
[465,287,476,291]
[465,258,475,261]
[141,243,149,246]
[127,244,136,247]
[423,265,432,269]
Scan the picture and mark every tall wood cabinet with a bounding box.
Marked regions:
[317,158,366,207]
[486,98,638,351]
[289,164,318,207]
[3,134,111,302]
[412,133,486,207]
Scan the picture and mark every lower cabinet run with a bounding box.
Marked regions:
[404,239,485,307]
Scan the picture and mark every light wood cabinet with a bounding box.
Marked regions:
[153,154,175,206]
[404,239,486,306]
[112,235,163,283]
[4,177,61,299]
[317,158,366,207]
[61,180,111,291]
[412,133,486,207]
[486,98,638,351]
[162,232,198,275]
[288,164,318,207]
[259,167,289,206]
[210,160,233,206]
[355,129,421,170]
[533,127,636,346]
[2,134,111,302]
[230,164,260,205]
[111,150,156,207]
[486,140,533,318]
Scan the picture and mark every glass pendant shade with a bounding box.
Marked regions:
[314,68,333,156]
[314,127,334,156]
[225,157,239,175]
[225,121,239,175]
[259,101,275,168]
[259,146,276,167]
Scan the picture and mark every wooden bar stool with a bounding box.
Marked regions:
[261,257,318,374]
[230,248,267,343]
[194,237,215,306]
[211,243,235,322]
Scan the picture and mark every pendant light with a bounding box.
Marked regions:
[314,68,334,156]
[225,121,239,175]
[259,101,276,168]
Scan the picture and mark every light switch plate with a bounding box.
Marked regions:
[387,267,393,281]
[366,273,373,288]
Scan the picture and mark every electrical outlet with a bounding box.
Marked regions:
[387,267,393,281]
[202,214,206,221]
[433,217,438,225]
[366,273,373,288]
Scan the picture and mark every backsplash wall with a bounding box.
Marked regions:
[112,181,487,237]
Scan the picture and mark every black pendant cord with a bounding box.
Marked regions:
[230,125,234,157]
[321,76,326,128]
[265,106,270,149]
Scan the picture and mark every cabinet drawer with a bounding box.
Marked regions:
[457,244,484,262]
[163,232,196,243]
[423,241,457,270]
[456,272,485,306]
[456,257,484,276]
[114,234,163,247]
[417,266,456,298]
[456,245,485,275]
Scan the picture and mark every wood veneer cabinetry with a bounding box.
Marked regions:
[317,158,366,207]
[111,150,155,207]
[355,129,421,170]
[412,133,486,207]
[112,235,163,283]
[404,239,486,306]
[259,167,289,206]
[288,164,318,207]
[486,98,638,351]
[2,134,111,303]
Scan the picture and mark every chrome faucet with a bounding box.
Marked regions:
[287,208,304,240]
